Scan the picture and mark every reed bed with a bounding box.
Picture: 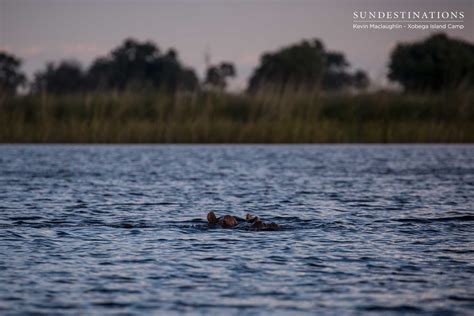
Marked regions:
[0,89,472,143]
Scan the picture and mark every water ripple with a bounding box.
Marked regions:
[0,144,473,315]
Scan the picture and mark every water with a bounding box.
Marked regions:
[0,145,473,315]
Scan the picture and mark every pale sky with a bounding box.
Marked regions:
[1,0,473,90]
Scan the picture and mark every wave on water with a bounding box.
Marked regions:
[395,215,474,223]
[1,145,473,315]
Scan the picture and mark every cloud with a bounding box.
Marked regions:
[0,44,13,52]
[237,52,260,65]
[21,45,44,57]
[60,43,103,58]
[0,44,44,57]
[1,43,102,59]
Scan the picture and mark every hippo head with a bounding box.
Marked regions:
[221,215,237,228]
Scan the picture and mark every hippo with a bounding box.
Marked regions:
[207,211,279,230]
[207,211,242,228]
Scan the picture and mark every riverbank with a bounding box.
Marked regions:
[1,90,472,143]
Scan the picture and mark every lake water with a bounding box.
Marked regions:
[0,145,473,315]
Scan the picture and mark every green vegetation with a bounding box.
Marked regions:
[1,90,472,143]
[205,62,236,90]
[0,52,26,95]
[389,34,474,92]
[0,33,473,143]
[30,39,199,95]
[248,39,369,93]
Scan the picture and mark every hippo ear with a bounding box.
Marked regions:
[207,212,218,224]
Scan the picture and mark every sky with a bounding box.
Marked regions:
[1,0,473,90]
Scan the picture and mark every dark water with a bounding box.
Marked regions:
[0,145,473,315]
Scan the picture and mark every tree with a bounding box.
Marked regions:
[204,62,236,90]
[247,39,369,93]
[32,60,85,94]
[388,33,474,92]
[352,70,369,90]
[0,51,26,95]
[321,51,352,90]
[86,57,114,90]
[248,39,325,93]
[87,38,198,92]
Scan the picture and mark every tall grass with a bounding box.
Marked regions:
[0,89,472,143]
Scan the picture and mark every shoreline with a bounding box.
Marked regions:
[1,91,472,143]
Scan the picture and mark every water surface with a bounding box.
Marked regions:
[0,145,473,315]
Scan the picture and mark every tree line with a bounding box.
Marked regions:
[1,33,473,95]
